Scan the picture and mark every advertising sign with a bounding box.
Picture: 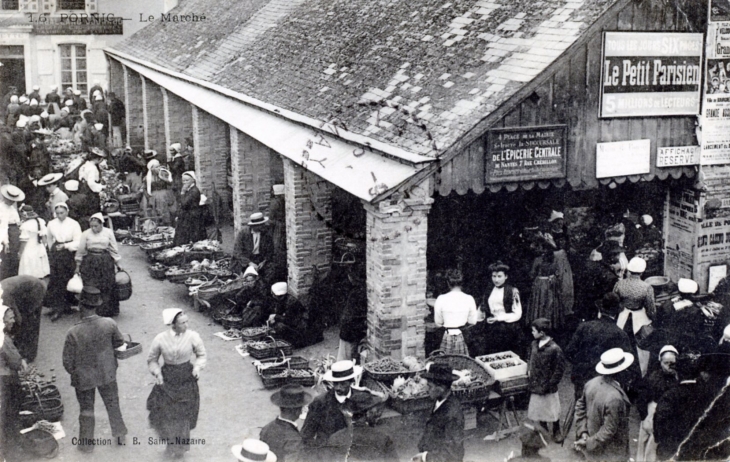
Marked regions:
[600,32,704,117]
[702,58,730,165]
[711,0,730,22]
[657,146,700,167]
[485,125,567,184]
[595,139,651,178]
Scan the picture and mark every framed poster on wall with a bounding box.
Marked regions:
[485,125,567,184]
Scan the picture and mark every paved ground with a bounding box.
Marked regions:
[13,226,639,462]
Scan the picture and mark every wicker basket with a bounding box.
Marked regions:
[427,351,495,403]
[148,265,168,280]
[166,270,204,284]
[196,284,222,303]
[220,315,244,330]
[259,369,290,389]
[248,337,293,359]
[288,369,316,387]
[363,364,422,386]
[257,356,310,374]
[241,326,270,342]
[20,397,64,424]
[115,334,142,360]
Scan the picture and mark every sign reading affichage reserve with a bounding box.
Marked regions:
[485,125,567,184]
[657,146,700,167]
[600,32,704,118]
[596,139,651,178]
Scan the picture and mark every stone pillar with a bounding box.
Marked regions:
[191,105,230,203]
[162,88,193,155]
[142,77,166,155]
[365,185,433,359]
[230,126,273,231]
[123,66,144,148]
[109,58,124,98]
[283,158,333,297]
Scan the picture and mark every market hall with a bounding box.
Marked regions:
[3,0,730,460]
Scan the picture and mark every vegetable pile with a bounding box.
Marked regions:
[391,376,429,399]
[366,356,425,374]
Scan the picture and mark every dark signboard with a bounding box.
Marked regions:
[485,125,567,184]
[33,16,123,35]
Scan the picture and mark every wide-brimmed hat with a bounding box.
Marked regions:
[595,348,634,375]
[270,384,313,408]
[79,286,103,307]
[0,185,25,202]
[323,360,363,382]
[37,172,63,186]
[162,308,183,325]
[248,212,269,226]
[231,439,277,462]
[678,278,699,294]
[144,150,157,160]
[168,143,182,153]
[626,257,646,273]
[271,282,287,296]
[89,147,107,158]
[422,363,459,384]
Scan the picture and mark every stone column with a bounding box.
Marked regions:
[283,158,332,297]
[230,126,273,231]
[123,66,144,148]
[191,105,230,203]
[142,77,165,155]
[364,184,433,359]
[162,88,193,155]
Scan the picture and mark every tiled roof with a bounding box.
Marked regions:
[111,0,618,158]
[0,13,33,29]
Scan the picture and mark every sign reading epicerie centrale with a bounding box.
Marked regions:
[600,32,704,118]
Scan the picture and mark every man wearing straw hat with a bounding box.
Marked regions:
[62,286,127,452]
[573,348,633,461]
[232,212,274,277]
[260,384,312,462]
[232,439,277,462]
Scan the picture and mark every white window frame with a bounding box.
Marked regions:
[59,43,88,94]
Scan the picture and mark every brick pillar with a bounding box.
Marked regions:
[109,58,124,98]
[162,88,193,157]
[123,66,144,148]
[230,126,273,231]
[142,77,165,155]
[365,191,433,359]
[191,105,230,203]
[283,158,333,297]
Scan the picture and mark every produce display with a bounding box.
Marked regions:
[222,329,242,339]
[391,376,429,399]
[477,353,515,363]
[242,327,268,337]
[247,339,289,350]
[266,369,315,380]
[191,240,222,252]
[365,356,425,374]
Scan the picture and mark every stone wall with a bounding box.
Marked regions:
[142,77,166,155]
[123,67,144,148]
[192,106,230,203]
[230,126,274,231]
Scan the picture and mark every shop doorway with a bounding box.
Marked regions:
[0,46,26,95]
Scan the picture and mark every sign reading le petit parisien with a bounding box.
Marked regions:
[486,125,567,184]
[600,32,703,118]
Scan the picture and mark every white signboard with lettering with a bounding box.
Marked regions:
[657,146,700,167]
[596,139,651,178]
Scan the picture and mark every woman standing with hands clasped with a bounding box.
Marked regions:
[147,308,207,459]
[75,213,124,317]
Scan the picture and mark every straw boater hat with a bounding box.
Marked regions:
[595,348,634,375]
[64,180,79,192]
[0,185,25,202]
[270,384,313,408]
[37,172,63,187]
[248,212,269,226]
[678,278,699,294]
[144,149,157,160]
[162,308,183,325]
[271,282,287,296]
[626,257,646,274]
[323,360,363,382]
[231,439,277,462]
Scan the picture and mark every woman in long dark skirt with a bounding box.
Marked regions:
[74,213,123,317]
[45,203,82,320]
[147,309,207,459]
[173,171,206,246]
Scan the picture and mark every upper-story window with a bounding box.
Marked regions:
[60,44,87,94]
[58,0,85,10]
[1,0,19,10]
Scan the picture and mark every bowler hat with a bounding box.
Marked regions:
[422,363,459,384]
[79,286,103,307]
[270,384,313,408]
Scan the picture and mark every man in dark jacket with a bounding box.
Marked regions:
[1,275,46,362]
[232,212,275,277]
[337,264,367,361]
[45,85,60,105]
[108,92,125,147]
[414,363,465,462]
[565,292,634,399]
[62,287,127,452]
[260,385,312,462]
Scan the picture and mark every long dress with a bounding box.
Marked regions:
[45,217,82,313]
[142,173,176,225]
[75,227,121,317]
[173,185,205,246]
[147,329,206,457]
[18,217,50,279]
[527,256,562,328]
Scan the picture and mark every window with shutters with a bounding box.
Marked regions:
[1,0,19,10]
[58,0,84,9]
[59,44,87,95]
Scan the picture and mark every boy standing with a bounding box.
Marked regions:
[527,318,566,443]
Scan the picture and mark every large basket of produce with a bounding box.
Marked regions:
[428,351,495,403]
[165,267,204,284]
[363,356,426,385]
[260,368,317,389]
[220,315,244,330]
[248,337,293,359]
[241,326,270,342]
[148,263,168,280]
[259,368,289,389]
[388,375,434,414]
[196,282,222,303]
[476,351,528,381]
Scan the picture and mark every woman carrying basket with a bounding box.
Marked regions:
[75,213,124,317]
[147,308,207,459]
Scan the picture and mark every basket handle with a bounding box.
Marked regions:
[426,349,445,362]
[123,333,132,343]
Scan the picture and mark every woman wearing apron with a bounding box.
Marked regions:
[434,268,478,355]
[614,257,655,376]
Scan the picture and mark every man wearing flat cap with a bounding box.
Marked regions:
[413,363,465,462]
[574,348,633,461]
[260,384,312,462]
